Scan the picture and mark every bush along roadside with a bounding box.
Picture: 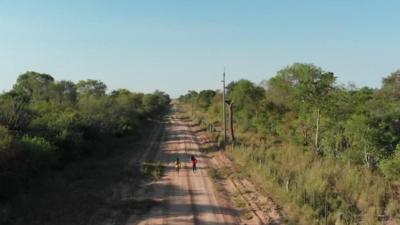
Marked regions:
[140,161,164,180]
[0,71,170,200]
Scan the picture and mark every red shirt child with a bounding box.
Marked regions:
[191,155,198,172]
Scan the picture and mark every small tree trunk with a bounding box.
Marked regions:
[229,102,236,144]
[315,108,320,154]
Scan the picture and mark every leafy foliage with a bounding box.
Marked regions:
[179,63,400,224]
[0,71,170,199]
[0,126,12,153]
[380,145,400,181]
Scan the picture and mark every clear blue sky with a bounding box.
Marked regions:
[1,0,399,97]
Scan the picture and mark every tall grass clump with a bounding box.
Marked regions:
[227,139,399,225]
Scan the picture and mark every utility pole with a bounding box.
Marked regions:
[222,70,227,150]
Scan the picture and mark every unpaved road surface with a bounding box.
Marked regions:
[2,112,284,225]
[127,115,241,225]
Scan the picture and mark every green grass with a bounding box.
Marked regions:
[140,161,164,180]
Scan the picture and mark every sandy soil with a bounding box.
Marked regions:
[210,152,285,225]
[191,120,285,225]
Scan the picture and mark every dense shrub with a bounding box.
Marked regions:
[380,145,400,181]
[0,126,12,153]
[0,72,170,199]
[18,135,57,172]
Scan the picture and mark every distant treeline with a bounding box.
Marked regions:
[0,71,170,199]
[179,63,400,224]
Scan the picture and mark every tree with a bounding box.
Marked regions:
[179,90,198,103]
[197,90,216,111]
[344,114,381,169]
[267,63,336,152]
[153,90,171,108]
[143,92,167,115]
[53,80,78,105]
[77,79,107,96]
[227,79,265,131]
[0,91,32,131]
[381,70,400,99]
[13,71,55,102]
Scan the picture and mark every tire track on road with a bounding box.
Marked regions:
[129,113,241,225]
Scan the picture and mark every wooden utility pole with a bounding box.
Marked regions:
[222,71,227,150]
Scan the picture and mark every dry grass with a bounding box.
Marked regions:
[227,140,399,225]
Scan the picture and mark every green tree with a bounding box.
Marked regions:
[77,79,107,96]
[344,114,381,168]
[13,71,55,102]
[381,70,400,99]
[53,80,78,105]
[197,90,216,111]
[267,63,336,152]
[227,79,265,131]
[0,91,32,131]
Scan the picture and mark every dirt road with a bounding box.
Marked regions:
[127,115,241,225]
[2,111,282,225]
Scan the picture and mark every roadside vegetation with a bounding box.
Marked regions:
[179,63,400,225]
[0,71,170,200]
[140,161,164,180]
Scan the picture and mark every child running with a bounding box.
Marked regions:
[175,157,181,173]
[191,155,198,172]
